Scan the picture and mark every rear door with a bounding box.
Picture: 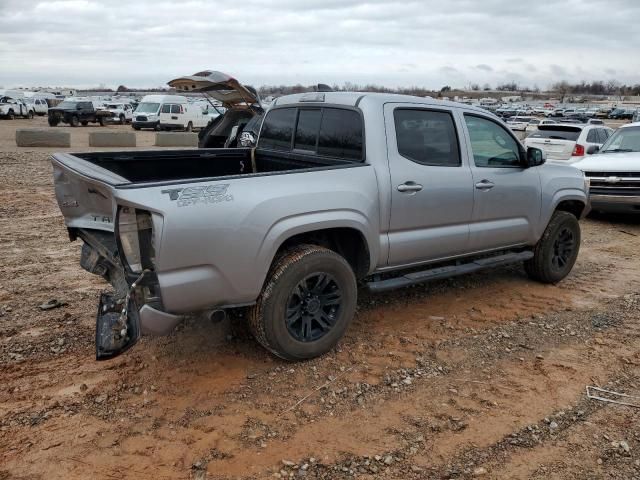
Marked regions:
[460,113,542,252]
[385,104,474,266]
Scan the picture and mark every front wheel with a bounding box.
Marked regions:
[185,121,193,132]
[7,110,15,120]
[119,114,125,125]
[27,111,34,119]
[48,117,59,127]
[248,245,357,361]
[525,211,581,284]
[70,115,79,127]
[98,116,107,126]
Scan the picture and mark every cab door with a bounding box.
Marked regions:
[459,113,542,252]
[385,104,474,267]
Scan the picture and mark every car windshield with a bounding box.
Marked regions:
[56,101,79,109]
[106,104,123,109]
[600,126,640,153]
[135,102,160,113]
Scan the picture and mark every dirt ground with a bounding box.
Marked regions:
[1,117,640,480]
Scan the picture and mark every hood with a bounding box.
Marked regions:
[573,152,640,172]
[167,70,259,109]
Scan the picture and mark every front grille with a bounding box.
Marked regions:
[590,186,640,196]
[585,171,640,178]
[136,116,148,122]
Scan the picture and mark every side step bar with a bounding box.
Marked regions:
[367,251,534,293]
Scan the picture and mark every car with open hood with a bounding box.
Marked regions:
[168,70,264,148]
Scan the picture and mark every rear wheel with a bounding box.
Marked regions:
[98,116,107,126]
[81,121,89,126]
[7,110,15,120]
[186,121,193,132]
[248,245,357,361]
[525,211,580,283]
[48,116,59,127]
[119,114,126,125]
[27,110,34,119]
[70,115,79,127]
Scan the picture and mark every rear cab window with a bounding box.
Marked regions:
[258,106,364,161]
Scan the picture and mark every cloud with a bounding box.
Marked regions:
[0,0,639,89]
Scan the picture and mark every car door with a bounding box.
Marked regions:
[385,104,474,267]
[460,112,542,252]
[159,103,173,126]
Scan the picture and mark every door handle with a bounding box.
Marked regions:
[475,180,495,190]
[397,182,423,193]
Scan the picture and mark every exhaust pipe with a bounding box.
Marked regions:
[208,309,226,324]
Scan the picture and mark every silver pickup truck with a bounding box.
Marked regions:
[51,91,589,361]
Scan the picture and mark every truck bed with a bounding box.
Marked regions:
[70,148,356,184]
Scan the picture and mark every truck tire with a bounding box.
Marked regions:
[81,121,89,126]
[27,110,34,119]
[70,115,79,127]
[119,114,126,125]
[7,109,15,120]
[48,117,59,127]
[248,245,357,361]
[525,211,580,284]
[99,116,107,127]
[186,121,193,132]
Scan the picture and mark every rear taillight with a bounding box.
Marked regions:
[117,207,155,273]
[572,144,585,156]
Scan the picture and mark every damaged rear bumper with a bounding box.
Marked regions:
[76,228,183,359]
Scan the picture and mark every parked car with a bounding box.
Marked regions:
[0,96,35,119]
[573,122,640,213]
[594,107,614,119]
[609,108,635,120]
[526,118,557,134]
[168,70,265,147]
[506,116,534,131]
[47,100,111,127]
[633,110,640,123]
[547,108,566,118]
[525,124,613,162]
[104,103,134,124]
[131,95,167,130]
[50,92,588,360]
[25,97,49,116]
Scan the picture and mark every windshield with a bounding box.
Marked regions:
[106,104,123,109]
[135,102,160,114]
[56,101,78,109]
[600,126,640,153]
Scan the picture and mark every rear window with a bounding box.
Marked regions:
[259,107,363,160]
[259,107,296,151]
[317,109,362,160]
[528,126,581,141]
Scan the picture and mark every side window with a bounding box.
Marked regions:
[171,104,182,114]
[259,107,296,151]
[161,104,171,113]
[80,102,92,109]
[394,109,461,166]
[597,129,610,143]
[464,115,521,168]
[294,108,322,152]
[317,108,363,160]
[586,129,598,143]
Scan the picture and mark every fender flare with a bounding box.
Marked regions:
[255,209,377,283]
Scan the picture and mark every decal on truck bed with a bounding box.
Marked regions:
[161,184,233,207]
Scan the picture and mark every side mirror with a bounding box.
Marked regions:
[586,145,600,155]
[525,147,546,167]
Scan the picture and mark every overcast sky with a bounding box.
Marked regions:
[1,0,639,90]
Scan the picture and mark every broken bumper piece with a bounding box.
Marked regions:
[96,294,183,360]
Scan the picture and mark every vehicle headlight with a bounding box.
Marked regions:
[117,207,155,273]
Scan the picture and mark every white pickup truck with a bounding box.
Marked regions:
[104,103,134,124]
[0,96,35,119]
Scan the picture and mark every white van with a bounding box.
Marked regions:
[132,94,174,130]
[132,94,208,131]
[158,101,209,132]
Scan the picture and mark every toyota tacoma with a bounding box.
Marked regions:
[51,91,589,360]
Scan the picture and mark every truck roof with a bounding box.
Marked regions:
[273,91,491,115]
[140,94,188,104]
